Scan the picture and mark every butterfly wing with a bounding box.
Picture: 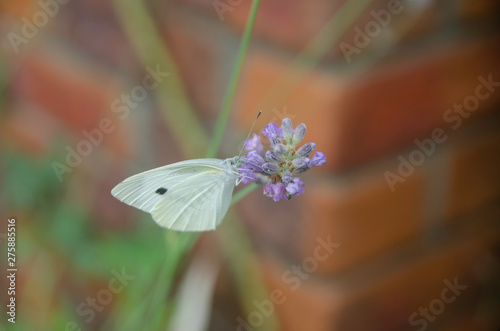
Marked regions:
[111,159,226,214]
[152,169,237,231]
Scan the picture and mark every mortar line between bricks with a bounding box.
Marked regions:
[320,111,500,186]
[421,145,451,242]
[259,202,500,289]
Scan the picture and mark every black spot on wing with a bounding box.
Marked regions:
[155,187,168,195]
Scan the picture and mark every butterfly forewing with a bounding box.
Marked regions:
[111,159,227,213]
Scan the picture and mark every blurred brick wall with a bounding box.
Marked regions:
[203,0,500,330]
[2,0,500,330]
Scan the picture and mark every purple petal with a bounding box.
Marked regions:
[262,123,283,141]
[263,182,274,197]
[245,133,264,155]
[239,168,257,184]
[273,183,288,201]
[310,152,326,167]
[238,151,266,184]
[286,178,305,196]
[263,182,288,202]
[246,151,265,170]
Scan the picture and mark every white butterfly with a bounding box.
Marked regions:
[111,156,244,231]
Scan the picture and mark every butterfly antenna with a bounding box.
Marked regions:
[238,110,262,157]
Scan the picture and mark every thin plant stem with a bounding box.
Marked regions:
[206,0,262,158]
[217,210,280,331]
[111,0,207,158]
[231,182,259,205]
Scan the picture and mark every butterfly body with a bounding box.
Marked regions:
[111,156,243,231]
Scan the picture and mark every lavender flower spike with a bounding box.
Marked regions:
[239,117,326,201]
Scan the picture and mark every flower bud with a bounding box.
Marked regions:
[281,118,293,143]
[273,143,287,155]
[310,152,326,167]
[294,165,309,173]
[296,142,316,158]
[262,162,281,174]
[270,137,281,147]
[292,157,310,169]
[282,171,293,184]
[292,123,306,145]
[245,151,265,169]
[266,150,282,163]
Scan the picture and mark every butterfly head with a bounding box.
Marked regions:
[227,156,244,169]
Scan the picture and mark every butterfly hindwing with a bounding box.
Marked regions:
[152,169,236,231]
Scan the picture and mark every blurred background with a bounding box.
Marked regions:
[1,0,500,330]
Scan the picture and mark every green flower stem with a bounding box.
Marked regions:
[231,182,259,205]
[115,232,199,331]
[112,0,207,158]
[217,211,280,331]
[206,0,261,158]
[143,232,199,328]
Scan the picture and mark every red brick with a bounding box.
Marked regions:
[299,172,424,275]
[334,0,438,62]
[163,10,226,119]
[175,0,437,61]
[54,1,140,74]
[261,224,500,331]
[446,131,500,221]
[438,313,499,331]
[90,168,137,230]
[10,47,122,132]
[236,35,500,171]
[459,0,500,21]
[236,185,304,258]
[392,3,437,43]
[1,104,58,155]
[319,36,500,169]
[176,0,343,53]
[0,0,35,18]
